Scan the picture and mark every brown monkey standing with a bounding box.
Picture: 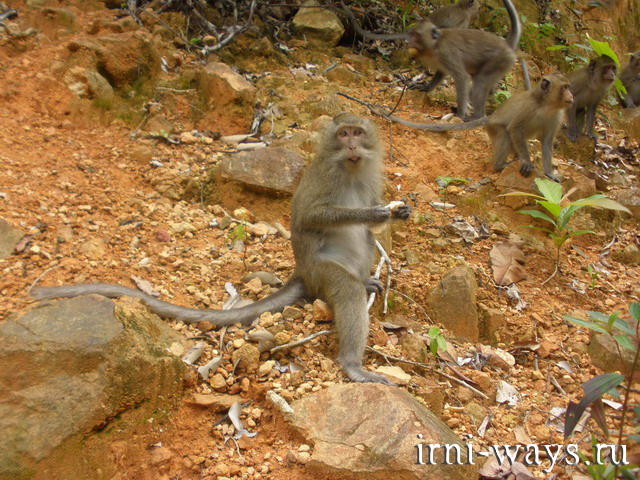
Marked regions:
[487,73,574,182]
[407,0,522,120]
[619,51,640,108]
[566,55,617,141]
[32,113,410,385]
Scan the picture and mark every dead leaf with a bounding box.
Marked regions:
[14,235,33,253]
[131,275,159,296]
[490,242,527,285]
[513,424,533,444]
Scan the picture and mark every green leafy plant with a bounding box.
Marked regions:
[562,303,640,479]
[588,38,627,97]
[587,264,600,288]
[427,327,447,355]
[502,178,630,283]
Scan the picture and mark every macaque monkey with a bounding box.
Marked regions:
[619,51,640,108]
[340,0,478,43]
[566,55,617,141]
[32,113,411,385]
[428,0,479,29]
[408,0,521,120]
[487,73,574,182]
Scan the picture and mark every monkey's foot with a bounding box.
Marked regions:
[587,132,599,142]
[364,277,384,295]
[545,172,562,183]
[566,131,578,142]
[343,365,395,386]
[519,162,533,177]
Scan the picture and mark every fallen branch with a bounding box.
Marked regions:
[201,0,257,54]
[269,329,335,354]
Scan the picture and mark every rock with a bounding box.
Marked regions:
[292,0,344,47]
[290,384,476,479]
[231,344,260,374]
[403,248,420,266]
[197,62,256,110]
[495,163,537,210]
[0,218,24,259]
[615,187,640,221]
[374,365,411,385]
[56,225,74,243]
[258,360,276,377]
[80,237,107,259]
[130,146,153,164]
[325,66,363,85]
[427,265,479,341]
[588,330,637,375]
[312,299,333,322]
[218,147,304,194]
[68,31,160,88]
[186,393,241,412]
[478,303,504,344]
[242,271,283,287]
[566,173,596,201]
[64,66,114,101]
[0,296,186,479]
[399,334,429,364]
[611,243,640,266]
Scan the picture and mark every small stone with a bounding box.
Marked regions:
[258,360,276,377]
[274,332,291,346]
[374,365,411,385]
[312,299,333,322]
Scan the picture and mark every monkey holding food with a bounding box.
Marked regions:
[32,113,410,385]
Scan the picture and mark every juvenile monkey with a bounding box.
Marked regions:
[408,0,521,120]
[487,73,573,182]
[32,113,410,385]
[566,55,617,141]
[619,51,640,108]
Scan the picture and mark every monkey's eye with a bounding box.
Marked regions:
[353,129,363,136]
[338,130,348,137]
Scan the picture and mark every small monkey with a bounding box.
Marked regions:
[566,55,617,141]
[428,0,479,29]
[408,0,521,120]
[32,113,411,385]
[619,51,640,108]
[487,73,574,182]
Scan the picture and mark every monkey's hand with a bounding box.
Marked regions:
[364,277,384,295]
[391,204,411,220]
[519,160,534,178]
[370,205,393,223]
[566,130,578,142]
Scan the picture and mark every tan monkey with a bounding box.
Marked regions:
[619,51,640,108]
[566,55,617,141]
[487,73,574,182]
[32,113,410,385]
[408,0,522,120]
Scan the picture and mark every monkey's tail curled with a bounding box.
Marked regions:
[502,0,522,51]
[30,278,307,326]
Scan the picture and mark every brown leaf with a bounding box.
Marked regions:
[490,242,527,286]
[14,235,33,253]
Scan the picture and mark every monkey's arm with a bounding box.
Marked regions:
[584,103,599,140]
[509,128,533,177]
[299,205,391,229]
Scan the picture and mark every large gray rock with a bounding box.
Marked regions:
[290,383,477,479]
[0,217,23,259]
[0,296,187,479]
[427,265,479,341]
[218,147,305,194]
[292,0,345,47]
[588,330,637,376]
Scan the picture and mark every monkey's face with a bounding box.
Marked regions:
[336,125,367,165]
[599,62,617,83]
[408,21,440,57]
[560,82,573,107]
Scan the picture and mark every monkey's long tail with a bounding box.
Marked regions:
[502,0,522,50]
[30,278,306,326]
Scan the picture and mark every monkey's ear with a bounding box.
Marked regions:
[588,60,597,73]
[540,78,551,93]
[431,26,442,41]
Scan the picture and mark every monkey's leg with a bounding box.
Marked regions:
[584,104,598,141]
[540,127,561,183]
[450,70,472,118]
[509,129,533,177]
[566,105,580,142]
[468,69,503,120]
[318,263,393,385]
[490,127,512,172]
